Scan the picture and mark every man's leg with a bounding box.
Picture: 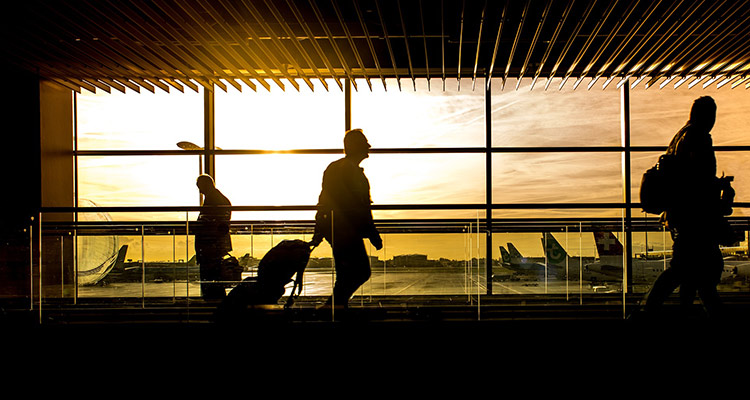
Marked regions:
[331,239,371,307]
[644,265,682,313]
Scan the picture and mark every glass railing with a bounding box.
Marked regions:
[23,206,750,321]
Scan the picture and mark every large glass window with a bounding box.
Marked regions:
[77,89,203,150]
[69,77,750,301]
[491,78,621,147]
[352,78,486,148]
[630,85,750,146]
[214,80,343,149]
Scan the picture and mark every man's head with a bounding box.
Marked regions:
[196,174,215,194]
[343,128,371,162]
[689,96,717,131]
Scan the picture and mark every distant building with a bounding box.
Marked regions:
[392,254,433,268]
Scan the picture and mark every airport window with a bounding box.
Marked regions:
[70,77,750,300]
[351,78,486,148]
[76,88,204,150]
[214,80,344,150]
[491,78,621,148]
[630,84,750,146]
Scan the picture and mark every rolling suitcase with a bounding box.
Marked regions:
[217,239,313,319]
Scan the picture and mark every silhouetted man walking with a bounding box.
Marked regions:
[195,174,233,300]
[644,96,733,318]
[312,129,382,308]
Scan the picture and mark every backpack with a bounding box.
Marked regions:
[639,153,677,215]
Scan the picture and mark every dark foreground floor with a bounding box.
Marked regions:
[3,294,748,361]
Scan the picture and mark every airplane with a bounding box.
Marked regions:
[585,232,666,284]
[541,232,610,282]
[585,231,739,284]
[497,244,547,279]
[78,245,128,286]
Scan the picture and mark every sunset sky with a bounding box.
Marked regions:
[75,77,750,261]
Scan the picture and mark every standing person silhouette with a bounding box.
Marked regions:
[311,129,382,309]
[643,96,733,318]
[195,174,233,300]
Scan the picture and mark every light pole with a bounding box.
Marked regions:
[177,141,204,205]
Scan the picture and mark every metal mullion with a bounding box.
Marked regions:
[531,0,574,90]
[545,0,597,90]
[397,0,417,90]
[621,80,633,293]
[731,76,750,89]
[611,0,685,86]
[145,77,171,93]
[164,0,271,92]
[28,13,158,93]
[112,78,142,93]
[517,0,552,90]
[682,16,750,76]
[716,75,743,89]
[503,0,531,90]
[472,0,487,90]
[129,77,155,93]
[226,0,315,91]
[199,0,298,92]
[147,0,259,91]
[7,38,105,93]
[72,11,204,92]
[332,0,371,91]
[86,142,750,157]
[375,0,402,90]
[592,0,663,88]
[642,0,729,88]
[261,0,330,91]
[204,0,297,91]
[660,4,745,80]
[685,32,750,84]
[354,0,387,90]
[10,42,95,93]
[84,0,222,92]
[418,0,431,90]
[485,75,492,294]
[233,0,314,92]
[560,0,618,90]
[98,78,127,93]
[720,59,750,79]
[487,1,509,84]
[308,0,358,91]
[81,78,113,93]
[160,78,184,93]
[285,0,345,91]
[580,0,642,90]
[42,2,182,88]
[132,0,246,92]
[457,0,465,87]
[441,0,446,90]
[695,29,750,76]
[625,0,705,78]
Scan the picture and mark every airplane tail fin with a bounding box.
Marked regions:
[499,246,511,264]
[593,231,624,257]
[114,245,128,268]
[507,243,524,259]
[542,233,568,266]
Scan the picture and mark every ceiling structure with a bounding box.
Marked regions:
[4,0,750,94]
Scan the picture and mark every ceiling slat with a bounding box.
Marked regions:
[5,0,749,93]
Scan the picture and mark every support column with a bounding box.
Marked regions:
[203,84,215,179]
[345,78,352,131]
[621,81,633,293]
[485,77,493,295]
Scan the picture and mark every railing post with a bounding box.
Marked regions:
[621,79,634,297]
[485,75,493,295]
